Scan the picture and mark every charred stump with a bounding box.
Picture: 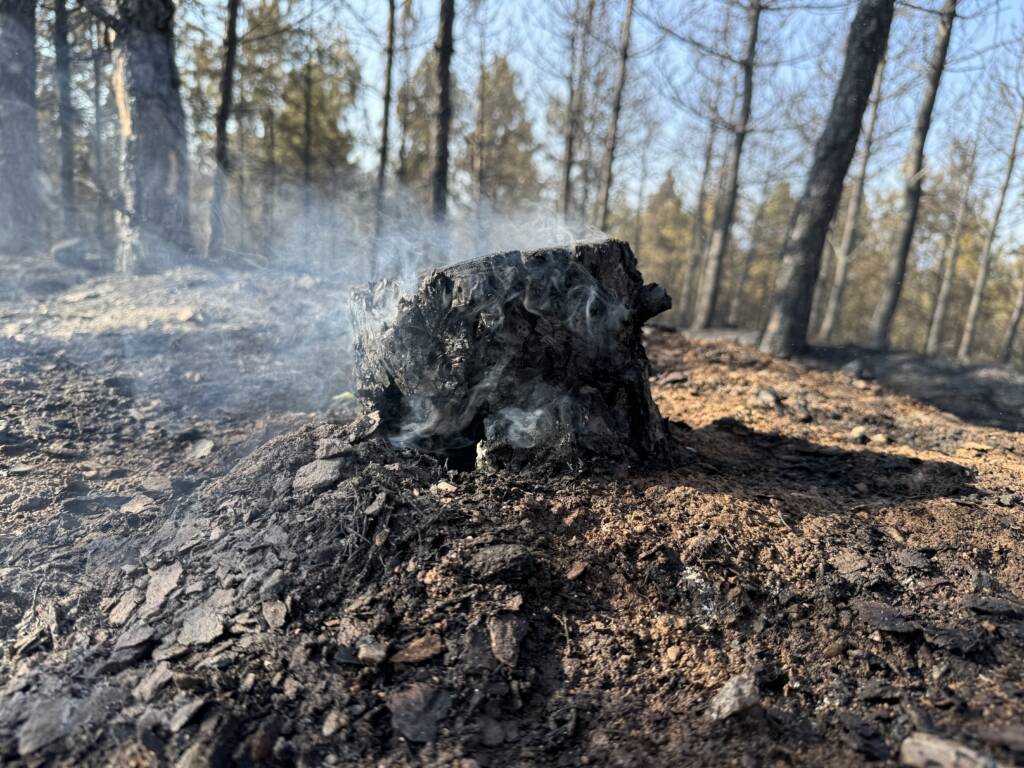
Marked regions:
[351,239,671,471]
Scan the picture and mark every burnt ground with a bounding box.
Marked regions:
[1,267,1024,767]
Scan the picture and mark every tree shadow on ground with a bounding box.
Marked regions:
[803,344,1024,434]
[667,417,977,513]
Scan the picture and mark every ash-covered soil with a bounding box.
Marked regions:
[2,273,1024,767]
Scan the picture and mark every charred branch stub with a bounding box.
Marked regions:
[352,239,671,471]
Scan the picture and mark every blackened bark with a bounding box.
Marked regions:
[0,0,43,254]
[759,0,894,356]
[867,0,955,350]
[925,144,974,356]
[596,0,634,231]
[54,0,76,235]
[431,0,454,222]
[352,240,671,471]
[957,97,1024,362]
[818,56,885,343]
[114,0,194,273]
[207,0,242,261]
[370,0,396,276]
[691,0,761,331]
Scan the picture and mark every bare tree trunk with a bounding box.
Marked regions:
[1000,271,1024,364]
[54,0,76,236]
[396,1,413,185]
[370,0,395,276]
[302,58,313,225]
[818,56,885,343]
[91,22,111,254]
[680,121,717,324]
[431,0,454,223]
[237,112,247,252]
[596,0,634,232]
[0,0,43,254]
[760,0,894,356]
[867,0,955,350]
[560,0,596,221]
[207,0,241,261]
[925,144,975,356]
[633,125,651,254]
[113,0,194,273]
[957,97,1024,362]
[691,0,761,331]
[727,196,766,327]
[261,108,276,257]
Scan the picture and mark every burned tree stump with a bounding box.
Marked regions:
[351,239,671,470]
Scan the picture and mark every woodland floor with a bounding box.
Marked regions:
[1,261,1024,767]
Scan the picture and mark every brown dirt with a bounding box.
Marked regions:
[2,280,1023,766]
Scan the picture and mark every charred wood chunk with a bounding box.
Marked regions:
[351,239,671,470]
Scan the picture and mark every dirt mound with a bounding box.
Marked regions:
[3,336,1024,766]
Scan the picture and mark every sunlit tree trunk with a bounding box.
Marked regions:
[691,0,761,330]
[0,0,43,254]
[207,0,241,261]
[370,0,395,276]
[957,97,1024,362]
[596,0,634,231]
[867,0,955,350]
[113,0,194,273]
[431,0,454,222]
[817,56,885,343]
[760,0,894,356]
[925,144,974,356]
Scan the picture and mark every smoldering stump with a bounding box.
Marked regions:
[351,238,672,470]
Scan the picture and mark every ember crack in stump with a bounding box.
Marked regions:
[352,239,671,469]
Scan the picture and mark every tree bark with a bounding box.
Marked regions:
[817,55,885,343]
[759,0,895,356]
[596,0,634,232]
[91,21,110,253]
[956,97,1024,362]
[924,143,974,356]
[867,0,955,350]
[371,0,395,276]
[301,58,313,225]
[1000,271,1024,364]
[431,0,454,223]
[560,0,596,221]
[726,195,766,328]
[0,0,43,254]
[691,0,761,331]
[207,0,242,261]
[261,108,276,256]
[113,0,194,273]
[54,0,76,236]
[680,120,717,324]
[396,0,413,186]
